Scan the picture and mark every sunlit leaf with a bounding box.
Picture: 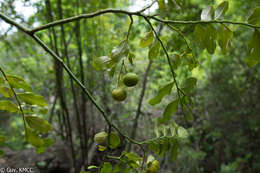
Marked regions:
[201,6,214,21]
[6,75,32,91]
[140,31,154,48]
[17,92,48,106]
[0,100,19,113]
[25,116,52,133]
[248,6,260,25]
[88,165,98,170]
[214,1,229,19]
[0,86,13,98]
[246,29,260,67]
[149,82,174,105]
[107,132,120,149]
[218,24,233,54]
[98,145,107,151]
[124,152,143,162]
[149,41,160,60]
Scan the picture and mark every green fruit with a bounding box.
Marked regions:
[94,131,108,144]
[146,160,160,173]
[123,73,139,87]
[112,88,127,101]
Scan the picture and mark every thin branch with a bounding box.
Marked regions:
[137,0,157,13]
[126,15,133,39]
[0,67,27,136]
[149,16,260,29]
[143,17,183,110]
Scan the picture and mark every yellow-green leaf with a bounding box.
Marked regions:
[0,86,13,98]
[100,162,112,173]
[149,82,174,105]
[6,75,32,91]
[158,99,179,124]
[214,1,229,19]
[248,6,260,25]
[140,31,154,48]
[107,132,120,149]
[0,100,19,113]
[148,41,160,60]
[17,92,47,106]
[246,29,260,67]
[0,77,4,85]
[218,24,233,54]
[25,116,52,133]
[26,128,44,147]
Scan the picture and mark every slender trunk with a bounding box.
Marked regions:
[57,0,78,172]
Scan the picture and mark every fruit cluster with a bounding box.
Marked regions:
[112,72,139,101]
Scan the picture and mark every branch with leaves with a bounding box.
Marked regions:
[0,1,260,172]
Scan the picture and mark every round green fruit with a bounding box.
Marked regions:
[146,160,160,173]
[94,131,108,144]
[112,88,127,101]
[123,73,139,87]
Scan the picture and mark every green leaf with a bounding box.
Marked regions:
[248,6,260,25]
[101,162,113,173]
[107,132,120,149]
[246,29,260,67]
[0,86,13,98]
[43,138,54,147]
[158,0,166,11]
[140,31,154,48]
[158,100,179,124]
[170,140,179,160]
[0,77,4,85]
[92,56,111,71]
[35,147,46,154]
[111,40,129,63]
[185,53,199,71]
[177,126,188,138]
[171,53,182,70]
[149,41,161,60]
[194,24,217,54]
[218,24,233,54]
[124,152,143,162]
[26,128,44,147]
[0,100,19,113]
[0,150,4,157]
[17,92,47,106]
[88,165,99,170]
[98,145,107,151]
[0,135,5,144]
[25,116,52,133]
[128,52,135,65]
[184,106,194,123]
[201,6,214,21]
[214,1,229,19]
[6,75,32,91]
[149,82,174,105]
[181,77,197,94]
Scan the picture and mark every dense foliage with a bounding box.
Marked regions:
[0,0,259,173]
